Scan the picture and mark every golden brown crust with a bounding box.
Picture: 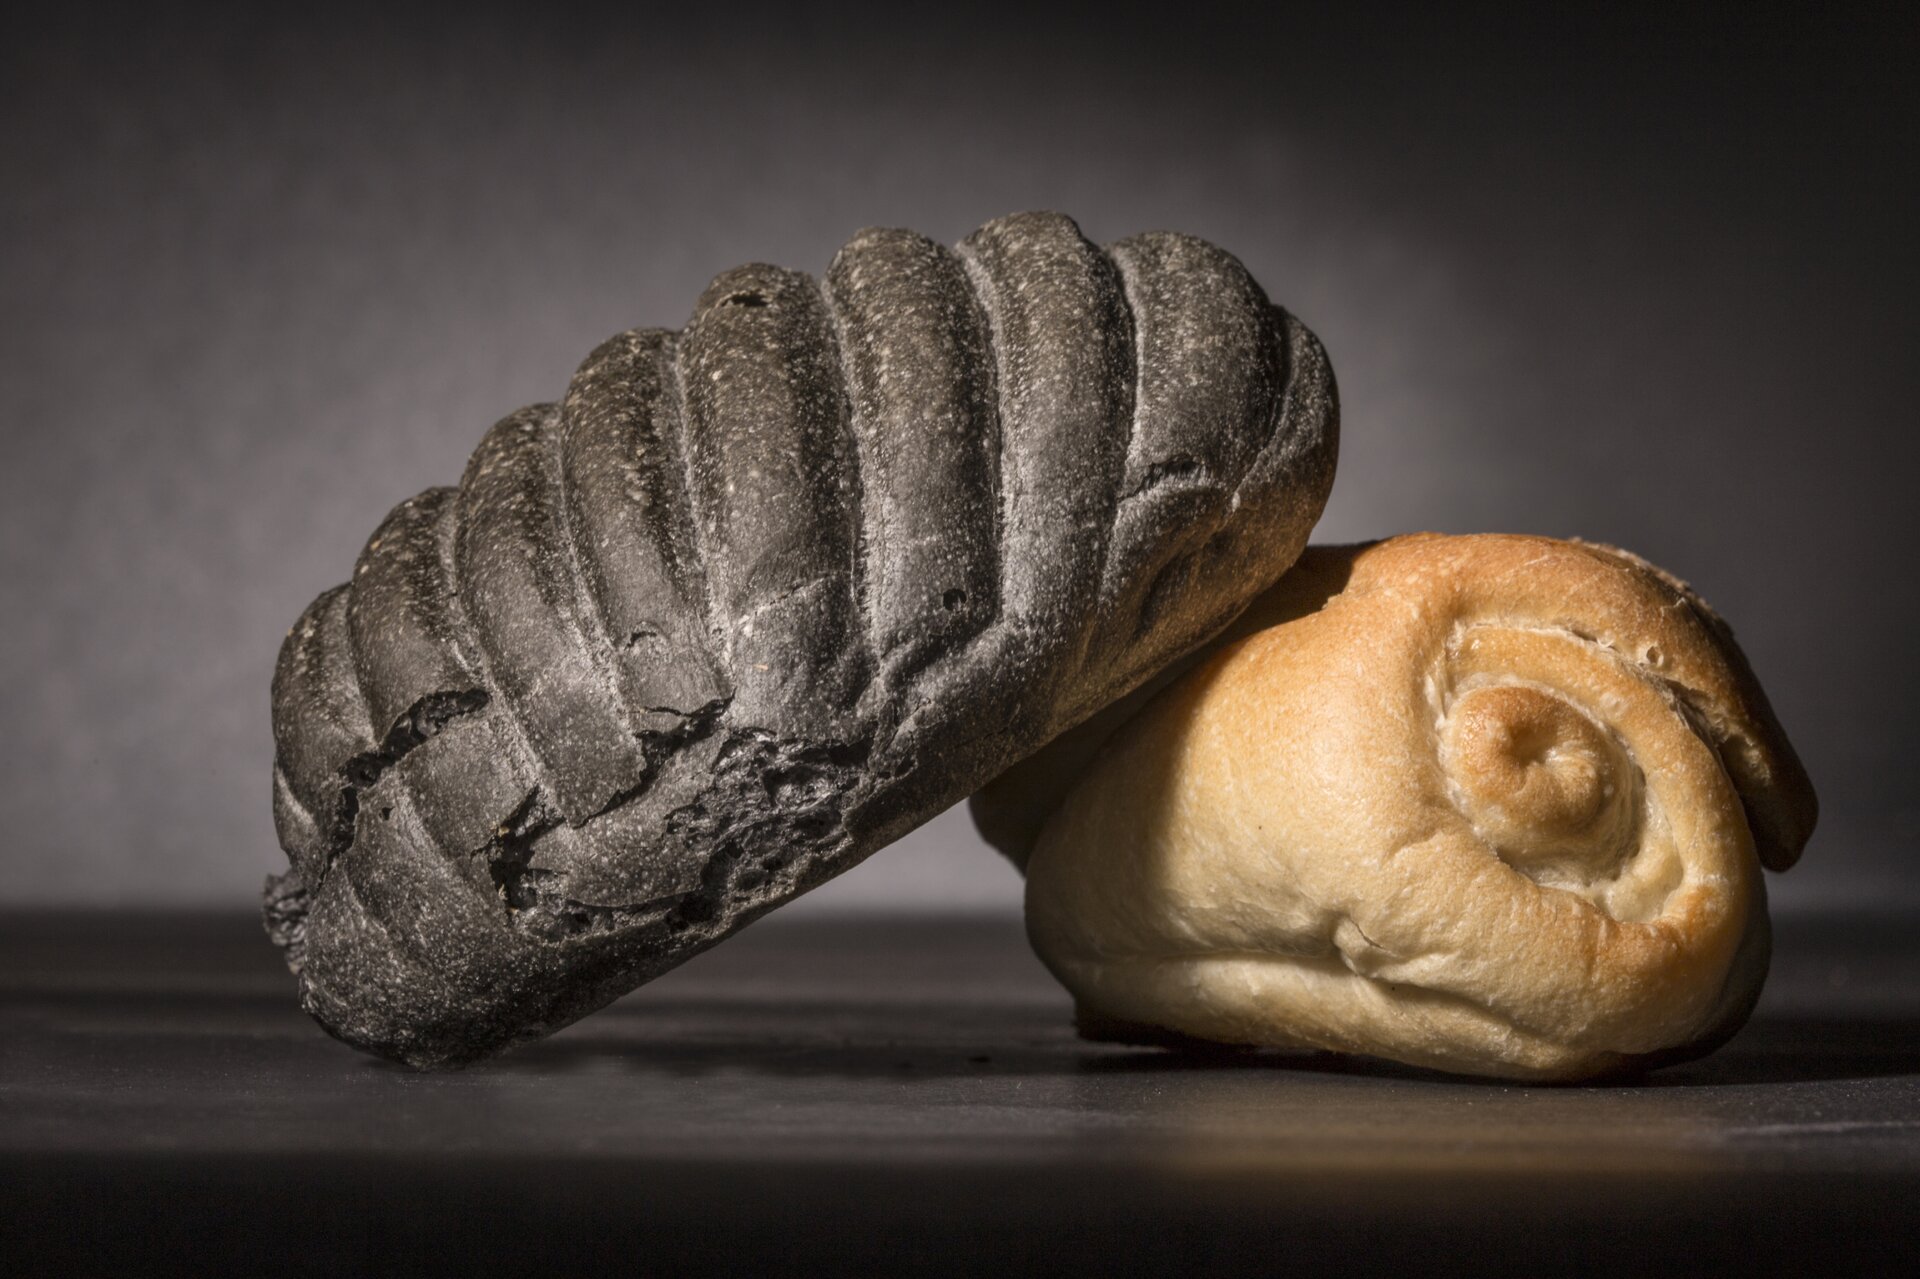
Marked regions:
[1010,534,1816,1081]
[1566,539,1816,871]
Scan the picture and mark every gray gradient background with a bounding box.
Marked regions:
[4,6,1914,913]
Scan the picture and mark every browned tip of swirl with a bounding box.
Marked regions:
[1441,684,1621,858]
[1565,539,1818,871]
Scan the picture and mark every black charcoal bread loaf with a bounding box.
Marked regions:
[265,211,1338,1067]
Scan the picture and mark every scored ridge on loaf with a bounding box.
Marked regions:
[265,211,1339,1067]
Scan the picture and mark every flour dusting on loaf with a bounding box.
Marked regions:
[266,212,1339,1066]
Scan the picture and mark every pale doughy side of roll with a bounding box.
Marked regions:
[1008,534,1816,1081]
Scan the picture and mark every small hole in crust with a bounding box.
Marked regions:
[721,290,769,308]
[942,588,966,611]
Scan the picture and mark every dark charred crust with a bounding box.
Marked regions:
[264,212,1339,1067]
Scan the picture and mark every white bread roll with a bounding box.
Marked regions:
[979,534,1817,1081]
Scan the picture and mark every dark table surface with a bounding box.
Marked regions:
[5,907,1920,1275]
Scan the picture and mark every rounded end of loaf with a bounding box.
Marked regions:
[1019,533,1817,1082]
[263,854,615,1071]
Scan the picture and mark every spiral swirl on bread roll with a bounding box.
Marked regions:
[981,534,1816,1081]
